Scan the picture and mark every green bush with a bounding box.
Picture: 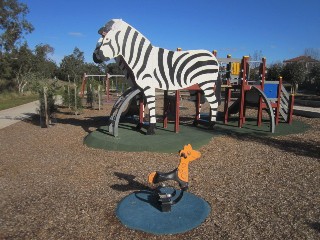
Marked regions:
[0,79,17,93]
[62,84,82,112]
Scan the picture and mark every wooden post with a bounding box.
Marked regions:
[224,54,232,124]
[68,75,71,109]
[44,87,49,127]
[196,91,201,122]
[175,90,180,133]
[74,83,78,115]
[239,56,249,128]
[139,93,144,128]
[288,94,295,124]
[98,85,101,110]
[224,86,230,124]
[106,74,110,101]
[174,47,183,133]
[80,73,86,98]
[163,90,168,128]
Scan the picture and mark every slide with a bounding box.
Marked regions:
[227,87,275,133]
[228,98,241,115]
[251,86,275,133]
[108,87,142,137]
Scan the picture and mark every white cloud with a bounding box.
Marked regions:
[68,32,84,37]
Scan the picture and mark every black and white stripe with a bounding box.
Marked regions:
[94,19,219,130]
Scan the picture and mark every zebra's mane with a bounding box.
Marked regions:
[104,19,151,45]
[104,19,120,32]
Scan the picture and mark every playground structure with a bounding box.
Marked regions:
[81,73,130,101]
[218,54,242,85]
[80,73,108,98]
[88,16,296,137]
[223,56,295,133]
[103,48,220,137]
[83,53,295,137]
[93,19,220,135]
[157,53,295,134]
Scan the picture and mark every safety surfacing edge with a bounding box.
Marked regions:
[84,117,310,153]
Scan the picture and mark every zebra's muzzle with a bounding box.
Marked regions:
[93,50,103,63]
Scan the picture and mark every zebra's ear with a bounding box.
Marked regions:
[98,27,107,35]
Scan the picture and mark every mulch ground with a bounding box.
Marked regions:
[0,97,319,239]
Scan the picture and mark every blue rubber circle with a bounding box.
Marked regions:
[116,190,211,235]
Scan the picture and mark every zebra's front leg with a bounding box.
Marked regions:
[144,87,157,135]
[208,98,219,129]
[200,82,219,129]
[209,107,217,129]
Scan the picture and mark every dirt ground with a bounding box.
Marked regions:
[0,98,319,239]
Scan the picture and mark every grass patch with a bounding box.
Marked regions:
[0,91,38,111]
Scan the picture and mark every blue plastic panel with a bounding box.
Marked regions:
[264,84,278,98]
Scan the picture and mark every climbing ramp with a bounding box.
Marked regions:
[279,85,290,122]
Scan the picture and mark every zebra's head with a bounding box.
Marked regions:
[93,19,124,63]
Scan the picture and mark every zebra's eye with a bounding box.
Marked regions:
[102,38,111,46]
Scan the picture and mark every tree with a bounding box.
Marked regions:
[11,42,35,92]
[309,63,320,93]
[267,62,283,81]
[0,52,15,79]
[304,48,320,60]
[83,62,106,76]
[249,50,263,65]
[7,43,57,93]
[33,44,57,78]
[0,0,34,52]
[249,50,263,80]
[58,47,106,82]
[59,47,85,82]
[281,62,307,93]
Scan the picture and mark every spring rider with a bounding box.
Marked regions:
[148,144,201,212]
[116,144,211,235]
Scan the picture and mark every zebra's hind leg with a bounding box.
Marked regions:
[199,81,219,129]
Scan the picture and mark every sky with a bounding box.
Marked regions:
[22,0,320,65]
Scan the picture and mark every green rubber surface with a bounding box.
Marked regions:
[84,116,310,153]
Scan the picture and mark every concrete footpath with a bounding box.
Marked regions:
[0,97,319,130]
[0,100,40,129]
[293,105,320,118]
[0,96,62,130]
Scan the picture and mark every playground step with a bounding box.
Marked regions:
[279,108,288,122]
[279,86,290,122]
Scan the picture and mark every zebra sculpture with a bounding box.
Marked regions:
[93,19,219,135]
